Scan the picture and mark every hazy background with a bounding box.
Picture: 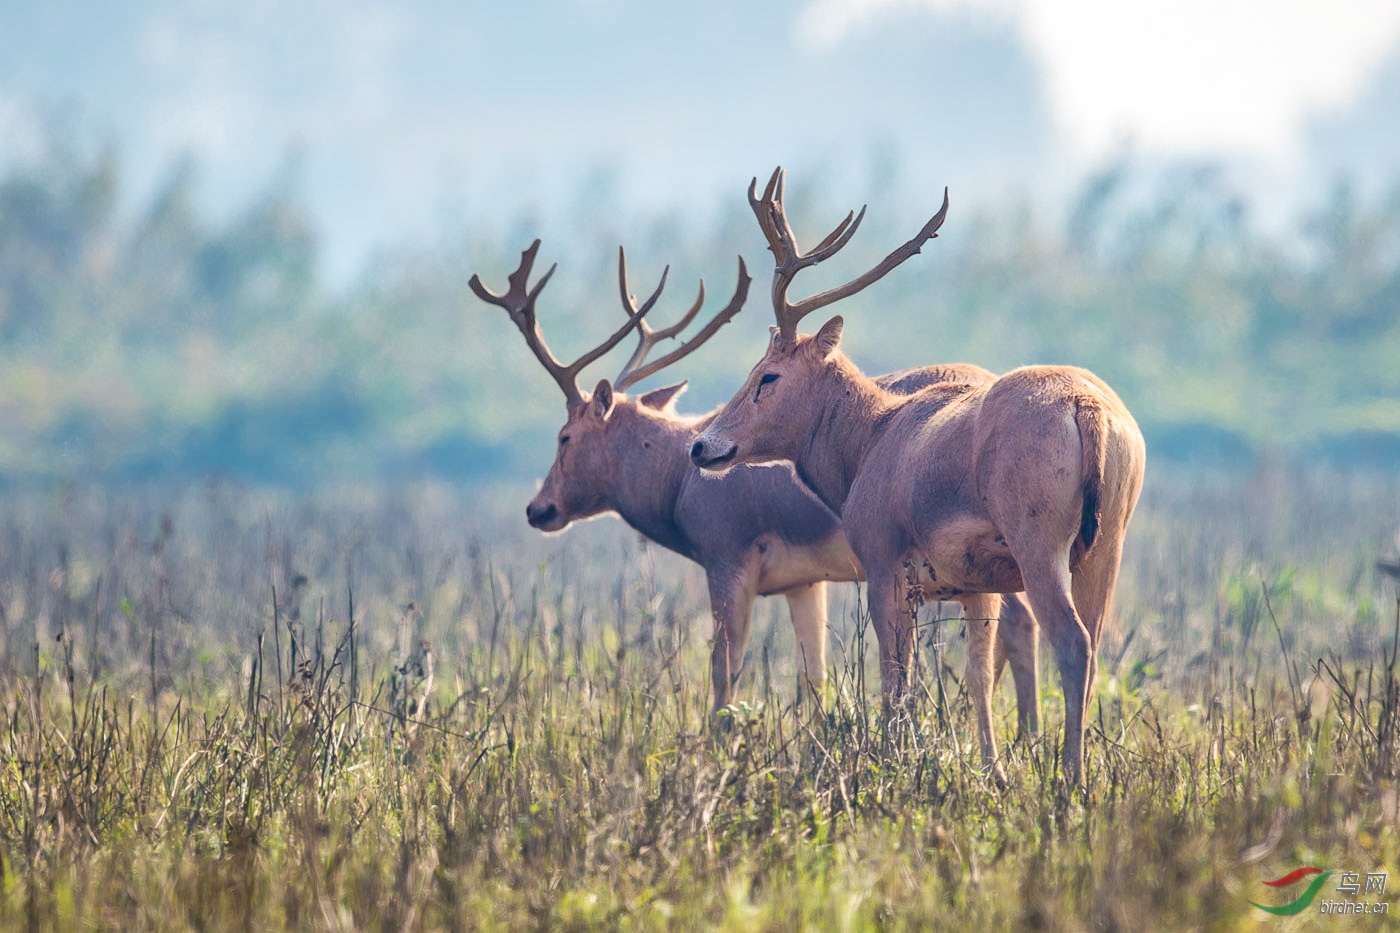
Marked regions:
[2,0,1399,488]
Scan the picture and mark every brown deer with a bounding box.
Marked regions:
[470,240,1041,727]
[691,170,1146,782]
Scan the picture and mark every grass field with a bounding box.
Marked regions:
[1,468,1398,930]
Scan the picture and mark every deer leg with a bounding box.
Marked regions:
[993,626,1008,685]
[866,569,917,716]
[781,582,828,704]
[1017,555,1091,785]
[997,592,1041,737]
[1070,532,1126,710]
[960,593,1005,782]
[705,567,757,714]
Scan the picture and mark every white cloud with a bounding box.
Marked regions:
[798,0,1015,49]
[0,93,43,169]
[138,0,412,157]
[321,5,411,131]
[798,0,1400,158]
[140,12,263,159]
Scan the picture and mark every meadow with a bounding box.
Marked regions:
[3,39,1400,932]
[1,465,1397,930]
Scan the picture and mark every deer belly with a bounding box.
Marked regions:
[913,518,1024,595]
[753,532,865,595]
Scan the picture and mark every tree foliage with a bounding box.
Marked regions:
[1,135,1398,488]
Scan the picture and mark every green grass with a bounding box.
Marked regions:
[0,473,1397,929]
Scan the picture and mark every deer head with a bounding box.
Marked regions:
[471,240,749,530]
[691,167,947,471]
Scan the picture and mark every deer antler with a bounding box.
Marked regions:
[748,167,949,340]
[613,247,751,392]
[469,239,658,407]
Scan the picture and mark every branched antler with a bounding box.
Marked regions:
[469,239,658,406]
[748,167,949,340]
[613,248,751,392]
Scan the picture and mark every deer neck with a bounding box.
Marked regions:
[794,357,898,514]
[601,407,705,557]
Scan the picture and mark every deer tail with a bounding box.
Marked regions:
[1075,395,1108,555]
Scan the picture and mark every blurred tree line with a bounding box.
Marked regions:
[1,134,1397,490]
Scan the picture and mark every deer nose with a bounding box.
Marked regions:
[691,436,738,469]
[525,501,558,528]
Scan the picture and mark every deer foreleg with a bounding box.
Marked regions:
[866,570,917,718]
[960,593,1005,783]
[781,582,828,704]
[706,567,757,714]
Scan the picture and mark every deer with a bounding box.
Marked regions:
[470,239,1042,729]
[690,169,1146,783]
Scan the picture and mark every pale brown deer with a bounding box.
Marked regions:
[470,240,1042,727]
[691,170,1145,782]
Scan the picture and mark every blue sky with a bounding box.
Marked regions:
[3,1,1397,282]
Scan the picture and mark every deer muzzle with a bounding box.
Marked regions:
[525,500,563,530]
[689,435,737,471]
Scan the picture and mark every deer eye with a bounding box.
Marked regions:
[754,372,780,403]
[559,435,571,447]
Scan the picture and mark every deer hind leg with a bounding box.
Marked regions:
[1070,415,1144,709]
[1070,531,1127,707]
[781,582,828,704]
[706,567,757,714]
[960,593,1005,782]
[1016,553,1092,785]
[996,592,1041,737]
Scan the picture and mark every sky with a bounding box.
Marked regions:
[801,0,1400,154]
[2,0,1398,283]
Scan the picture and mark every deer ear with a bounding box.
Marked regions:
[814,316,844,358]
[638,380,688,411]
[768,324,793,352]
[590,378,615,419]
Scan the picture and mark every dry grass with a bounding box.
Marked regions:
[0,470,1398,930]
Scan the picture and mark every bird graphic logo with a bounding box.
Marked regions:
[1249,867,1333,916]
